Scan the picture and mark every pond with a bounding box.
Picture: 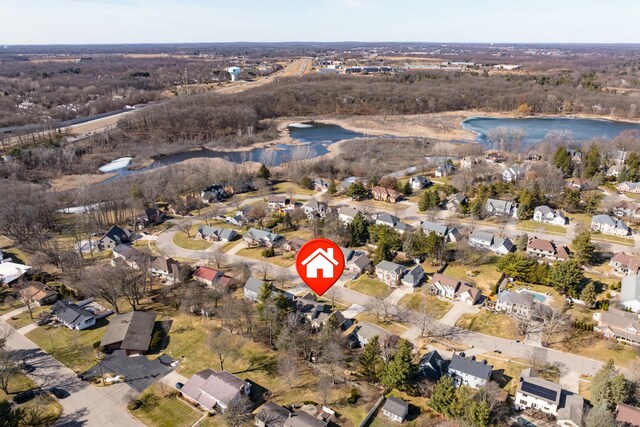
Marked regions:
[461,116,640,147]
[100,122,366,179]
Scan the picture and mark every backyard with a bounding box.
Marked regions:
[443,257,503,295]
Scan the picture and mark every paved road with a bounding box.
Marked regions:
[1,316,142,427]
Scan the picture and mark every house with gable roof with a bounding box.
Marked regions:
[196,225,237,242]
[620,274,640,312]
[181,369,251,413]
[594,309,640,346]
[375,213,410,234]
[526,237,570,262]
[428,273,482,305]
[533,206,567,226]
[98,226,131,251]
[609,252,640,276]
[485,198,517,218]
[448,353,492,389]
[469,231,514,255]
[515,368,562,415]
[375,260,408,287]
[244,228,285,248]
[591,214,631,236]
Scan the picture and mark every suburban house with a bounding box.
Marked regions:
[18,283,58,306]
[496,291,536,319]
[181,369,251,413]
[609,252,640,276]
[353,321,394,347]
[469,231,515,255]
[621,274,640,312]
[515,368,562,416]
[606,164,625,178]
[594,309,640,346]
[617,181,640,194]
[418,350,447,382]
[420,221,461,242]
[526,237,570,262]
[409,175,431,190]
[485,199,517,217]
[200,185,226,203]
[243,277,266,302]
[611,201,640,220]
[557,394,585,427]
[193,266,234,291]
[339,176,368,193]
[428,274,482,305]
[98,226,131,251]
[401,265,425,287]
[345,253,373,275]
[375,213,409,234]
[568,150,582,164]
[616,403,640,426]
[502,165,526,182]
[222,180,255,196]
[112,244,150,270]
[134,208,166,230]
[267,195,291,209]
[225,211,248,227]
[148,257,180,279]
[51,300,96,330]
[533,206,567,226]
[196,226,237,242]
[591,214,631,236]
[312,177,330,192]
[283,238,307,253]
[283,411,328,427]
[255,402,291,427]
[244,228,285,248]
[381,396,409,422]
[291,295,344,330]
[337,206,360,224]
[461,156,481,169]
[372,186,400,204]
[448,353,493,390]
[0,262,31,285]
[566,178,589,191]
[99,311,157,355]
[302,200,328,218]
[445,192,468,211]
[435,162,453,177]
[609,150,628,165]
[375,260,408,287]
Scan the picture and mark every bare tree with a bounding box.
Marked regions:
[209,245,227,269]
[208,327,236,371]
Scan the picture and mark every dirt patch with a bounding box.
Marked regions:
[49,173,117,192]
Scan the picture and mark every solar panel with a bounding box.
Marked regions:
[521,381,558,403]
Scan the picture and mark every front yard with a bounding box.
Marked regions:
[590,232,634,246]
[172,231,212,251]
[130,384,203,427]
[516,220,567,235]
[236,246,296,267]
[456,310,521,340]
[346,275,394,299]
[398,293,452,320]
[0,372,62,424]
[5,306,48,329]
[443,257,503,296]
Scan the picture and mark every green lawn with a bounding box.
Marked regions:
[456,310,521,340]
[272,181,316,196]
[26,318,111,373]
[172,232,212,251]
[6,306,47,329]
[347,275,393,299]
[516,220,567,235]
[130,384,203,427]
[0,298,24,316]
[236,247,296,267]
[565,213,593,228]
[398,293,452,320]
[443,257,503,295]
[0,372,62,424]
[590,233,634,246]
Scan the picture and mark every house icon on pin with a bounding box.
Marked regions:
[301,247,339,278]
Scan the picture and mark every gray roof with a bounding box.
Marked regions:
[244,277,265,294]
[256,402,290,426]
[100,311,157,351]
[402,265,424,285]
[356,321,392,341]
[382,396,409,417]
[338,206,360,218]
[247,228,284,243]
[198,225,236,241]
[349,254,372,270]
[375,260,407,275]
[283,411,327,427]
[517,369,562,405]
[486,198,514,213]
[470,231,494,245]
[52,301,94,326]
[449,354,492,380]
[421,221,448,235]
[181,369,247,410]
[621,274,640,304]
[592,214,629,230]
[101,225,130,243]
[497,290,534,306]
[557,394,584,426]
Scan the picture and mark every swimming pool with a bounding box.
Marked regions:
[519,290,547,303]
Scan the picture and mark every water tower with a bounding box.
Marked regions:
[226,66,241,82]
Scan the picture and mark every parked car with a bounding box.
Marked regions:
[13,389,40,404]
[21,363,35,373]
[175,382,184,390]
[48,387,68,399]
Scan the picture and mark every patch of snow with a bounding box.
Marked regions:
[99,157,133,173]
[288,123,314,129]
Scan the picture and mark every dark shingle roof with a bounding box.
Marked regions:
[100,311,157,352]
[449,354,492,380]
[382,396,409,417]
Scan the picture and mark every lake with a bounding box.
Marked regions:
[101,122,366,179]
[461,116,640,146]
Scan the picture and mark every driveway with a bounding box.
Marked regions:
[439,300,480,327]
[2,319,142,427]
[84,350,174,393]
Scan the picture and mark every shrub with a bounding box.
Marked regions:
[303,400,318,406]
[347,388,360,404]
[149,329,164,350]
[261,247,276,258]
[128,400,142,410]
[92,341,101,349]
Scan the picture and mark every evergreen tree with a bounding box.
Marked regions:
[470,200,484,219]
[548,259,584,297]
[585,401,616,427]
[467,400,491,427]
[346,182,369,201]
[380,339,415,391]
[496,252,537,282]
[561,188,582,212]
[359,336,383,382]
[299,176,312,190]
[256,281,273,314]
[580,281,597,307]
[418,189,440,211]
[583,145,602,178]
[403,228,428,260]
[590,359,629,411]
[0,400,22,427]
[424,231,445,264]
[402,180,412,196]
[429,377,457,415]
[327,180,337,195]
[553,146,573,177]
[349,213,369,246]
[257,164,271,180]
[572,231,597,265]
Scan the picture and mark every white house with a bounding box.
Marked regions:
[382,397,409,422]
[301,248,339,279]
[409,175,431,190]
[375,260,408,287]
[533,206,567,226]
[302,200,328,219]
[469,231,514,255]
[428,274,482,305]
[502,166,526,182]
[401,265,425,287]
[620,274,640,313]
[496,291,536,319]
[617,181,640,194]
[244,277,265,302]
[515,369,562,416]
[448,353,492,390]
[51,301,96,330]
[266,195,291,209]
[485,199,517,218]
[591,214,631,236]
[337,206,360,224]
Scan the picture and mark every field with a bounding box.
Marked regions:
[398,293,452,320]
[346,275,394,299]
[550,329,639,367]
[26,317,111,373]
[236,246,296,267]
[456,310,521,340]
[272,181,316,196]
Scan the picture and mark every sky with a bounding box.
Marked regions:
[1,0,639,45]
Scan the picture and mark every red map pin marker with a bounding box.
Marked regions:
[296,238,345,296]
